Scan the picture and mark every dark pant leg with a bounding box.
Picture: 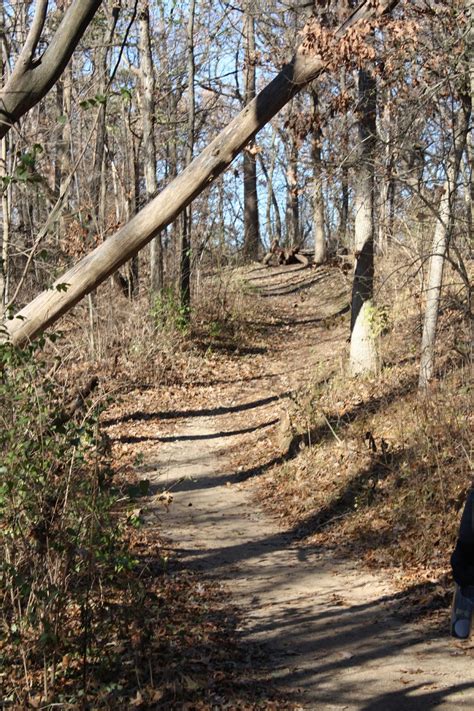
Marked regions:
[451,487,474,589]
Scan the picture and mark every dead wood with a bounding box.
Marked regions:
[294,252,309,267]
[54,376,99,426]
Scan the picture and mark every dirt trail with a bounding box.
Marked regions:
[141,267,474,709]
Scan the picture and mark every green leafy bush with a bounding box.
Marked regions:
[150,288,189,333]
[0,337,133,702]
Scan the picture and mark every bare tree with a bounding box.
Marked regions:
[258,132,282,245]
[418,97,470,389]
[4,0,400,347]
[91,5,119,233]
[350,68,378,376]
[0,134,10,308]
[311,89,326,264]
[285,114,300,247]
[339,68,350,248]
[139,0,163,293]
[56,65,73,240]
[179,0,196,312]
[242,1,260,261]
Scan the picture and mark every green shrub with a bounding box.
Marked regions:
[0,337,133,703]
[150,288,189,332]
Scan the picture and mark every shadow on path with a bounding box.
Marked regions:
[112,417,278,445]
[359,683,474,710]
[148,456,282,495]
[104,392,292,427]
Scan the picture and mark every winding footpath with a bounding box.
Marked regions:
[141,266,474,709]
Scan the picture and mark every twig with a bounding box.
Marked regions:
[321,410,342,444]
[5,110,102,313]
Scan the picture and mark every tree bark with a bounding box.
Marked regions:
[350,69,378,376]
[179,0,196,313]
[0,10,9,310]
[311,90,326,265]
[0,0,102,138]
[377,95,395,254]
[242,2,260,261]
[139,1,163,294]
[5,0,400,346]
[124,103,140,297]
[286,129,300,248]
[56,65,72,240]
[259,134,282,246]
[418,99,470,389]
[339,68,350,248]
[467,0,474,247]
[0,135,10,309]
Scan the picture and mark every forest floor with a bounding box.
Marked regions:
[102,260,474,709]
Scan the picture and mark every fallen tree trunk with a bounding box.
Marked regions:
[5,0,399,347]
[262,247,309,267]
[294,252,309,267]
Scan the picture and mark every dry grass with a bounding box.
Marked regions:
[44,266,265,396]
[257,250,472,592]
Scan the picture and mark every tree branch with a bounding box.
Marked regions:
[0,0,103,137]
[13,0,48,74]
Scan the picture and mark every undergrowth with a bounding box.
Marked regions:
[56,269,261,392]
[258,254,472,589]
[3,251,470,701]
[0,269,281,707]
[0,336,142,705]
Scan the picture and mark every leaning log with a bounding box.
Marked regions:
[5,0,399,347]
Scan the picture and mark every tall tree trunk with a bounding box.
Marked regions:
[242,1,260,261]
[259,132,282,246]
[286,125,300,247]
[311,90,326,264]
[57,64,72,240]
[341,169,349,248]
[91,8,118,234]
[462,148,472,245]
[179,0,196,312]
[125,106,140,297]
[0,135,10,310]
[419,0,472,389]
[377,96,394,254]
[139,1,163,294]
[0,3,10,312]
[166,95,179,286]
[350,69,378,376]
[339,68,349,249]
[467,0,474,247]
[418,99,470,389]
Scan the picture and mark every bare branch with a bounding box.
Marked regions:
[0,0,103,137]
[13,0,48,74]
